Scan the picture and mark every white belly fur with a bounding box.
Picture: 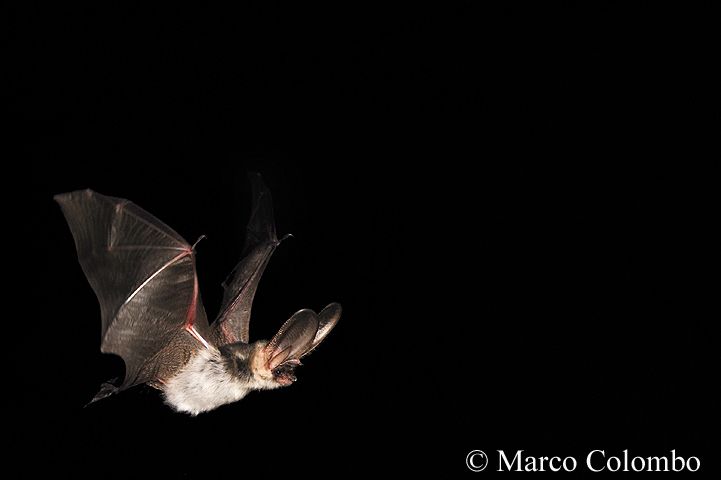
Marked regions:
[162,348,250,416]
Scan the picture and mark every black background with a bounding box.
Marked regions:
[9,2,715,477]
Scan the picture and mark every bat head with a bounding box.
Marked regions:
[256,303,342,387]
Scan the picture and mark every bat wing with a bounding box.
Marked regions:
[211,173,283,345]
[55,189,210,392]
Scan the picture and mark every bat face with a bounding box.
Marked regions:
[219,340,300,389]
[241,343,298,388]
[272,361,300,386]
[248,304,343,389]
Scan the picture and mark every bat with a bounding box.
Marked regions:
[55,173,341,415]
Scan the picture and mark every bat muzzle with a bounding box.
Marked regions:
[272,361,300,386]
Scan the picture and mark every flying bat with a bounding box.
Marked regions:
[55,174,341,415]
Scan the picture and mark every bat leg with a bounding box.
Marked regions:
[147,378,166,390]
[185,324,211,350]
[85,379,120,406]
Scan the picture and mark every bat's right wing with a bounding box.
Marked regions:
[211,174,284,345]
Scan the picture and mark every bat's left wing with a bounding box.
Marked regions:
[55,190,211,397]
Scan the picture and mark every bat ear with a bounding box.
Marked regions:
[266,309,320,370]
[303,302,342,357]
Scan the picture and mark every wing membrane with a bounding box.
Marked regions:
[55,189,209,389]
[211,173,281,345]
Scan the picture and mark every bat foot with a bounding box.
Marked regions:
[85,379,120,407]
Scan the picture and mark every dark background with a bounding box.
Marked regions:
[8,2,715,477]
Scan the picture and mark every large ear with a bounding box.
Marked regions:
[303,303,342,357]
[266,309,319,370]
